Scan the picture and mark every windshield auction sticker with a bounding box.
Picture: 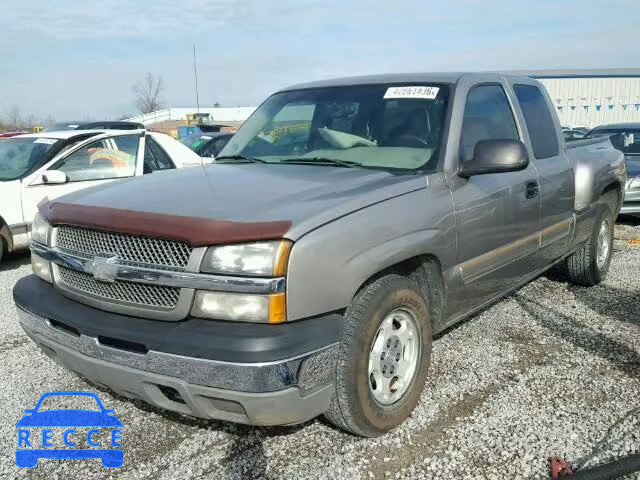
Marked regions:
[383,86,440,100]
[15,391,123,468]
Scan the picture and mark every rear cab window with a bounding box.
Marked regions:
[143,137,175,172]
[513,85,559,159]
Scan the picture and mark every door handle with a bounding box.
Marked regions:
[525,180,539,199]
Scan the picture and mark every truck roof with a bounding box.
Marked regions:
[281,72,536,91]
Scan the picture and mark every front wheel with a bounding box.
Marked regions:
[565,208,614,286]
[324,274,432,437]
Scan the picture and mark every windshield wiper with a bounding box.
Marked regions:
[280,157,363,168]
[215,155,268,163]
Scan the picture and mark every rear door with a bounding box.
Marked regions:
[21,133,143,222]
[509,79,575,265]
[445,80,541,319]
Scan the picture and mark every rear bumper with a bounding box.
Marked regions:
[14,276,341,426]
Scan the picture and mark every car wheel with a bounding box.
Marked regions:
[565,207,614,286]
[324,274,432,437]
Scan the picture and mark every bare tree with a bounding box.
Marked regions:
[132,73,164,114]
[6,106,23,129]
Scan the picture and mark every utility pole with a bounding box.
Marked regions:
[193,43,200,113]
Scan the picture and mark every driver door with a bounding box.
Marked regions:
[21,134,142,223]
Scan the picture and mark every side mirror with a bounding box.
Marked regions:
[459,139,529,178]
[42,170,68,184]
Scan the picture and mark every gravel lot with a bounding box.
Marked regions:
[0,218,638,480]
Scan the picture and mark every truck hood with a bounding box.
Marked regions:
[46,163,426,244]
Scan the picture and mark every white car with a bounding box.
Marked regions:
[0,129,203,262]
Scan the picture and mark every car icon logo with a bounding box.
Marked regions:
[86,255,119,283]
[15,391,123,468]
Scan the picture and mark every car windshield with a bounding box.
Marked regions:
[179,134,211,153]
[0,137,59,181]
[589,128,640,155]
[220,84,450,172]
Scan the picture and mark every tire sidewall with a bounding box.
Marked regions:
[590,207,614,282]
[344,276,432,434]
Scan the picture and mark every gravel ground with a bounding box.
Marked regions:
[0,218,638,480]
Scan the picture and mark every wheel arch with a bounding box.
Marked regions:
[600,180,623,215]
[0,214,13,253]
[353,254,446,330]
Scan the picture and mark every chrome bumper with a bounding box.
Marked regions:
[621,188,640,214]
[18,307,337,425]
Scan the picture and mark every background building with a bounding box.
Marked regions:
[525,68,640,128]
[128,69,640,133]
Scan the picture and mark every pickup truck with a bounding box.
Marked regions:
[0,129,203,263]
[14,72,625,437]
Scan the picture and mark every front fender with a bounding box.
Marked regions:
[286,187,456,321]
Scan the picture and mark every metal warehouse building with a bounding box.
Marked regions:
[522,68,640,128]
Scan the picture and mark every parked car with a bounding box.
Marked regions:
[586,123,640,214]
[0,129,202,262]
[14,73,625,436]
[179,132,234,159]
[42,121,144,132]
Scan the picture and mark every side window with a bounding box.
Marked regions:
[514,85,559,159]
[143,137,175,173]
[53,135,138,182]
[461,85,519,162]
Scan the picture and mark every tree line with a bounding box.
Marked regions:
[1,73,223,130]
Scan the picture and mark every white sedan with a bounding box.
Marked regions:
[0,129,203,262]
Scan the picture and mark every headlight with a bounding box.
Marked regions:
[192,291,286,323]
[201,240,292,276]
[31,252,52,283]
[32,212,51,245]
[629,176,640,189]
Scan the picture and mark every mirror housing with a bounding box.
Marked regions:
[459,139,529,178]
[42,170,68,184]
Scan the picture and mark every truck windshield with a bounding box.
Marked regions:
[0,137,59,181]
[220,84,450,172]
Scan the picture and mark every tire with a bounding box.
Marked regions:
[565,207,614,286]
[324,274,432,437]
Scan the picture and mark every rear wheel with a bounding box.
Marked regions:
[324,274,432,437]
[565,207,614,286]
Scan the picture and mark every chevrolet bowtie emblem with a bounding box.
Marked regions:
[86,255,119,283]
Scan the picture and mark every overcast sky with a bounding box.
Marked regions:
[0,0,637,121]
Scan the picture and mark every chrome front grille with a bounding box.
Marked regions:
[57,266,181,310]
[56,226,192,271]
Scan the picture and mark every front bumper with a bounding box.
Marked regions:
[14,276,341,426]
[621,188,640,214]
